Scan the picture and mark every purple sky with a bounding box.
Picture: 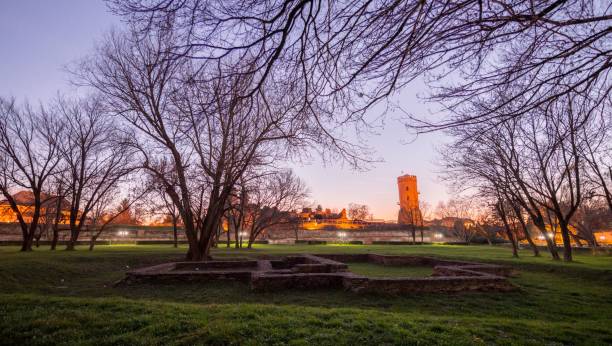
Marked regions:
[0,0,450,221]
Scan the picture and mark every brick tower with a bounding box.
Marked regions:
[397,174,421,224]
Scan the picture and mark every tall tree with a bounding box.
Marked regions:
[56,97,135,250]
[76,27,350,260]
[0,98,62,251]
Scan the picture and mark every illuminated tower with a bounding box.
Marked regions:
[397,174,421,224]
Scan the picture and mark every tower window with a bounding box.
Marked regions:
[405,187,409,191]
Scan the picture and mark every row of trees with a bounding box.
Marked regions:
[439,96,611,261]
[102,0,610,262]
[0,97,141,251]
[4,0,609,260]
[0,93,311,254]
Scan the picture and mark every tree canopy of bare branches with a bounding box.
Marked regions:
[55,96,136,250]
[75,26,334,260]
[0,98,63,251]
[107,0,611,131]
[348,203,370,221]
[440,93,609,261]
[242,169,308,248]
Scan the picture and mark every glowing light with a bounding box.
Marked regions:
[116,230,129,237]
[537,235,545,240]
[434,233,443,239]
[337,232,347,238]
[546,233,554,239]
[239,232,248,237]
[600,235,606,241]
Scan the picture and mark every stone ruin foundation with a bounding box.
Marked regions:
[118,254,517,294]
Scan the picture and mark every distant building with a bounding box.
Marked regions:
[0,190,70,224]
[295,206,362,230]
[397,174,422,225]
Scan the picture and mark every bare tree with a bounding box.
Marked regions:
[418,200,432,243]
[75,27,343,260]
[398,207,421,244]
[581,110,612,212]
[226,181,249,249]
[506,198,540,257]
[570,196,611,247]
[160,190,181,248]
[48,176,68,250]
[243,170,308,248]
[147,172,183,248]
[494,199,520,258]
[0,98,62,251]
[348,203,370,221]
[439,113,548,257]
[88,187,149,251]
[55,96,136,251]
[515,99,586,261]
[469,202,503,246]
[440,92,600,261]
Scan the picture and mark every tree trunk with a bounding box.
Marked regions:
[20,232,35,252]
[226,224,231,248]
[172,216,178,248]
[50,228,59,250]
[523,231,539,256]
[50,195,63,251]
[18,220,35,252]
[558,220,573,262]
[234,225,240,249]
[520,222,540,257]
[511,203,540,256]
[183,219,202,261]
[34,227,42,248]
[498,204,518,258]
[500,214,518,258]
[65,224,81,251]
[534,217,560,260]
[89,235,98,251]
[66,234,77,250]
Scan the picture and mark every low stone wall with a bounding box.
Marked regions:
[317,253,469,266]
[343,275,515,294]
[251,272,346,290]
[433,264,515,278]
[174,260,259,270]
[120,254,517,294]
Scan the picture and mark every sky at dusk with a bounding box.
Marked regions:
[0,0,450,221]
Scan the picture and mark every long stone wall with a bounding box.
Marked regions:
[265,229,457,244]
[0,222,459,244]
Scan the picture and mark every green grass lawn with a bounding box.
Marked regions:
[347,262,433,277]
[0,244,611,345]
